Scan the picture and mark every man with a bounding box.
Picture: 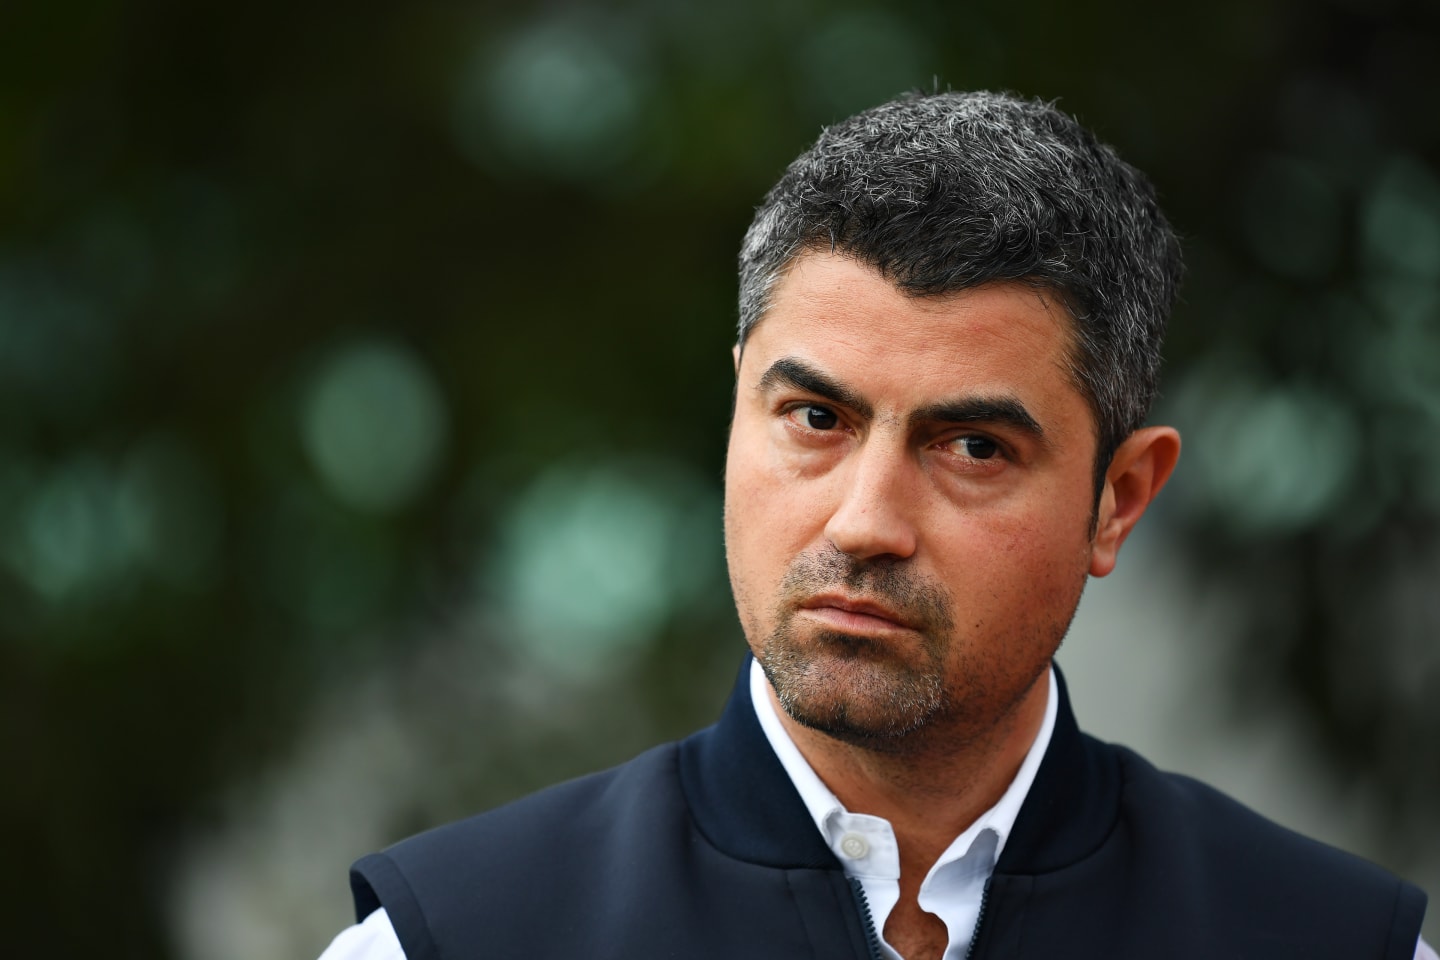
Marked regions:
[319,91,1432,959]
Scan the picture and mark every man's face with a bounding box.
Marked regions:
[724,251,1104,751]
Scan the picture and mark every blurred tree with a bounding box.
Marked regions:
[0,0,1436,956]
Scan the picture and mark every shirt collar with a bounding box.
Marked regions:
[749,658,1059,868]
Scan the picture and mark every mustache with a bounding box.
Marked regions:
[779,549,955,634]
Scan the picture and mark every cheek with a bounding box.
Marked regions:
[724,483,799,647]
[724,448,785,593]
[725,476,806,583]
[726,430,828,548]
[940,506,1093,610]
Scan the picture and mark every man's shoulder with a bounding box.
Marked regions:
[1109,738,1294,831]
[983,733,1428,959]
[1102,737,1420,915]
[344,718,871,960]
[387,736,691,866]
[348,735,703,944]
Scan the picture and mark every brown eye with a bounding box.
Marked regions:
[958,436,998,459]
[805,406,839,430]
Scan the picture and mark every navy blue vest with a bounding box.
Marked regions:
[351,659,1427,959]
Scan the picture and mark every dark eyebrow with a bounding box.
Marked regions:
[757,356,1047,444]
[910,396,1048,444]
[756,357,873,419]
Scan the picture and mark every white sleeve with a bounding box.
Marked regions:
[316,907,406,960]
[1416,937,1438,960]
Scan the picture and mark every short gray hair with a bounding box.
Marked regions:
[737,91,1182,485]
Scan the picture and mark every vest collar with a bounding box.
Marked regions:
[677,654,1122,876]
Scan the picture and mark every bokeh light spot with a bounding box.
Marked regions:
[453,16,648,181]
[1170,359,1359,534]
[1362,155,1440,279]
[483,458,722,679]
[302,340,448,513]
[116,436,223,590]
[11,459,130,602]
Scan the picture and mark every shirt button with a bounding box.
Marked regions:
[839,833,869,859]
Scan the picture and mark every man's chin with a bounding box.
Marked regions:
[784,696,927,745]
[759,641,946,746]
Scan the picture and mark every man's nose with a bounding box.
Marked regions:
[823,442,919,561]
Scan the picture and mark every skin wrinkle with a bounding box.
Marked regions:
[759,357,875,420]
[760,355,1050,452]
[736,92,1182,494]
[906,398,1045,443]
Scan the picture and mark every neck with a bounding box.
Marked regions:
[768,665,1050,870]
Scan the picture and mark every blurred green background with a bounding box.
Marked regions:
[2,0,1438,956]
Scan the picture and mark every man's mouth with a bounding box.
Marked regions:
[797,593,917,633]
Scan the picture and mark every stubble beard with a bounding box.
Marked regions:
[754,549,959,754]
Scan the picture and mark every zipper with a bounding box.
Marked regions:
[847,877,886,960]
[963,877,992,960]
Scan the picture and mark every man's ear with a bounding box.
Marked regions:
[732,343,742,374]
[1090,426,1181,577]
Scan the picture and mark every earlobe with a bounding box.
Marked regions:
[1089,426,1181,577]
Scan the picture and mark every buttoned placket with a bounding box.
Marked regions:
[749,660,1058,960]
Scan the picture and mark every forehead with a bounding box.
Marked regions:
[744,252,1085,421]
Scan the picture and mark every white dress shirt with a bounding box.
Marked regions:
[749,658,1056,960]
[317,664,1436,960]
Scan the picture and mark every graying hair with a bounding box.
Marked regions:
[737,91,1182,485]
